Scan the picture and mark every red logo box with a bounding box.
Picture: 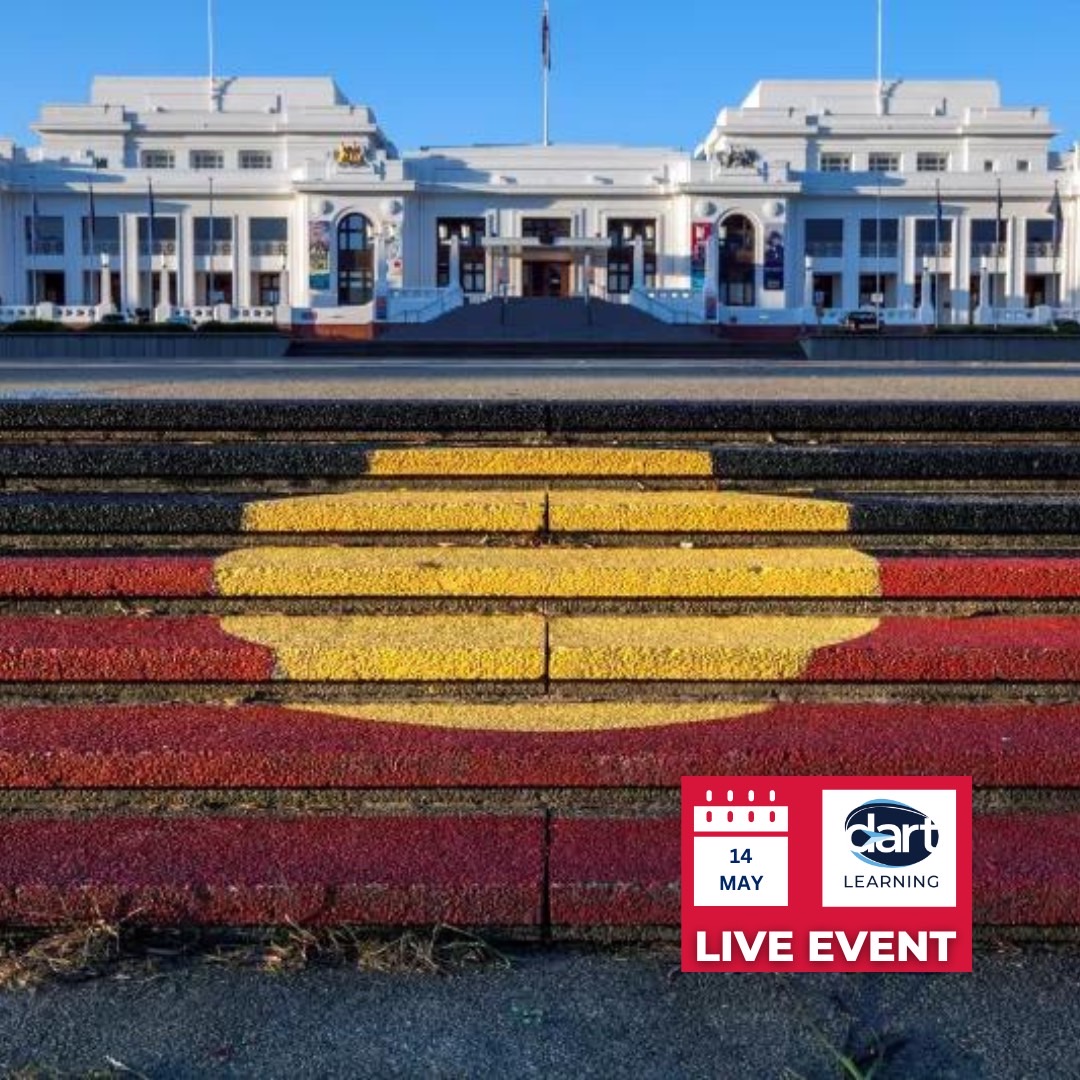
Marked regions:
[681,775,972,972]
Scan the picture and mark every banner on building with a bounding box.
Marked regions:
[763,225,785,291]
[308,220,331,291]
[691,222,712,290]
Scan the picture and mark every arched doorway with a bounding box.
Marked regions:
[719,214,756,306]
[337,214,374,305]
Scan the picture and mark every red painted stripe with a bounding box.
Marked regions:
[549,814,1080,927]
[0,618,274,682]
[0,702,1074,789]
[803,617,1080,682]
[0,557,215,598]
[880,558,1080,599]
[0,815,544,927]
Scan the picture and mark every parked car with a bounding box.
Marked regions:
[163,312,195,328]
[96,312,128,326]
[840,309,883,332]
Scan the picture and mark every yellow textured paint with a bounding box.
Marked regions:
[241,490,545,533]
[550,490,852,533]
[366,448,714,477]
[287,700,770,732]
[548,616,880,681]
[219,615,545,681]
[213,546,882,598]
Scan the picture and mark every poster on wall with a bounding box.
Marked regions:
[691,222,712,290]
[308,221,331,291]
[764,225,785,291]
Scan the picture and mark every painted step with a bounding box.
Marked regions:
[3,614,1080,682]
[8,491,1080,535]
[548,814,1080,928]
[5,442,1080,480]
[0,812,1069,929]
[3,550,1080,599]
[0,701,1075,788]
[0,814,544,927]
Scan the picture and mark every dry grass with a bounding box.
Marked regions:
[0,921,122,991]
[0,920,512,991]
[222,922,512,975]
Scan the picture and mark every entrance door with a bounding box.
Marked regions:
[523,259,570,298]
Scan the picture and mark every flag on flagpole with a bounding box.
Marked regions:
[995,177,1003,242]
[542,1,551,71]
[1049,181,1064,249]
[88,180,97,252]
[935,179,943,238]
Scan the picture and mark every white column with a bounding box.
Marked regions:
[582,250,591,299]
[919,261,934,323]
[976,260,990,325]
[803,257,815,309]
[448,234,461,290]
[632,235,645,289]
[236,216,251,307]
[99,257,113,309]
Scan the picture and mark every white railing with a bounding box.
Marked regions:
[0,306,41,323]
[629,287,705,324]
[56,306,96,323]
[387,287,464,324]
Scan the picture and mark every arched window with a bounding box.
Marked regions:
[337,214,374,306]
[719,214,756,307]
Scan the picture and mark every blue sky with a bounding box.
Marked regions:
[2,1,1075,151]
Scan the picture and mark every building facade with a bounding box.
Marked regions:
[0,75,1076,326]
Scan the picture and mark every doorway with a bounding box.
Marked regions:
[523,259,570,298]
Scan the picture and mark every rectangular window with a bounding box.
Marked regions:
[191,150,224,171]
[859,218,899,258]
[436,218,487,291]
[137,215,178,255]
[915,217,954,257]
[140,149,175,170]
[984,160,996,173]
[239,150,273,170]
[250,217,289,256]
[194,216,234,255]
[916,153,949,173]
[24,215,65,255]
[522,217,572,244]
[804,219,844,258]
[606,218,657,292]
[1017,160,1031,173]
[82,215,121,257]
[868,153,899,173]
[971,219,1007,258]
[820,153,852,173]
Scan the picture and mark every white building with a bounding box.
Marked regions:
[0,75,1076,328]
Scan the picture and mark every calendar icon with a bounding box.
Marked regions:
[693,786,789,907]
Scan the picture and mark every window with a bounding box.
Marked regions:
[522,217,571,244]
[436,218,487,292]
[868,153,899,173]
[820,153,852,173]
[1017,160,1031,173]
[984,160,997,173]
[971,219,1007,258]
[915,218,954,257]
[337,214,374,306]
[606,218,657,294]
[240,150,273,170]
[250,217,289,256]
[804,219,844,258]
[140,149,175,170]
[190,150,224,171]
[24,215,65,255]
[137,215,178,255]
[916,153,948,173]
[82,215,120,257]
[859,218,899,258]
[194,217,234,255]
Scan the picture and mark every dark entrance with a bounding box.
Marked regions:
[523,258,570,298]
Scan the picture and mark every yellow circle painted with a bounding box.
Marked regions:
[213,546,881,599]
[286,700,771,732]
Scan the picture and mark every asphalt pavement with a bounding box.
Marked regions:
[1,944,1078,1079]
[4,354,1080,401]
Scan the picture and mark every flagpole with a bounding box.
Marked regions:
[994,178,1002,331]
[876,0,884,116]
[934,178,941,330]
[208,175,215,306]
[208,0,215,112]
[542,1,551,146]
